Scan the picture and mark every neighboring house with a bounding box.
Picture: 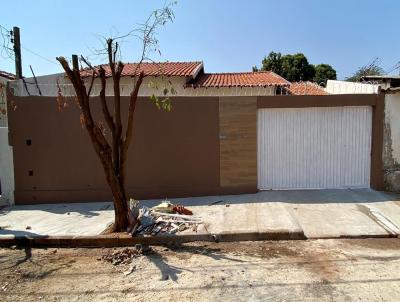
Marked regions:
[327,77,400,191]
[362,75,400,92]
[14,62,289,97]
[0,70,16,206]
[288,81,327,95]
[5,62,387,204]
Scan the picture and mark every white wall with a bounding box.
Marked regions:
[385,93,400,165]
[0,127,14,206]
[383,92,400,191]
[326,80,379,94]
[0,76,14,206]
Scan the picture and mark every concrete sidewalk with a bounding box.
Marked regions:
[147,189,400,239]
[1,189,400,244]
[0,202,114,238]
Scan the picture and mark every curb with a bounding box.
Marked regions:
[0,230,306,248]
[309,234,399,240]
[1,231,397,248]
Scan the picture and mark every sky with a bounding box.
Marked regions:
[0,0,399,79]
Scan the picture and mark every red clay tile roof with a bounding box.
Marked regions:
[81,62,203,78]
[289,82,327,95]
[0,70,16,80]
[186,71,290,88]
[81,62,292,88]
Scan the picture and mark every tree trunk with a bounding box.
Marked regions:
[113,192,128,231]
[112,176,129,231]
[102,156,129,231]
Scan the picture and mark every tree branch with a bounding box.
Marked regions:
[120,71,145,185]
[56,56,110,152]
[79,56,98,97]
[87,71,96,97]
[113,42,118,64]
[107,39,126,174]
[99,66,115,134]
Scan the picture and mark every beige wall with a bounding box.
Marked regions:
[219,97,257,188]
[11,74,276,97]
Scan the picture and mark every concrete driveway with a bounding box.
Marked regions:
[0,189,400,240]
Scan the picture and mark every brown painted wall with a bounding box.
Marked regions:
[8,93,385,205]
[8,96,221,204]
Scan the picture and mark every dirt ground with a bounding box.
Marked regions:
[0,239,400,301]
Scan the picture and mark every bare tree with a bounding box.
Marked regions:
[346,57,385,82]
[56,4,175,231]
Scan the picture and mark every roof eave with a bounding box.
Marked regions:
[190,62,204,80]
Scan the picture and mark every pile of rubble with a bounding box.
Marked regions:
[130,201,202,236]
[101,245,153,266]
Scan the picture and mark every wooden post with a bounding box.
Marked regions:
[29,65,42,96]
[13,27,22,79]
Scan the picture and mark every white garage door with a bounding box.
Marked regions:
[257,106,372,190]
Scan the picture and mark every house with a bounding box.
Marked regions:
[362,75,400,92]
[288,81,327,95]
[327,77,400,191]
[0,70,16,206]
[4,62,387,205]
[14,62,290,97]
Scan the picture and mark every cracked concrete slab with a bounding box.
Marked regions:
[286,203,393,238]
[191,202,304,240]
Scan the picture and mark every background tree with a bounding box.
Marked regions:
[255,51,336,84]
[56,4,175,232]
[280,53,315,82]
[346,58,384,82]
[313,64,337,85]
[258,51,283,74]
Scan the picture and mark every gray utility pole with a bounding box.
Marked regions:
[13,26,22,79]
